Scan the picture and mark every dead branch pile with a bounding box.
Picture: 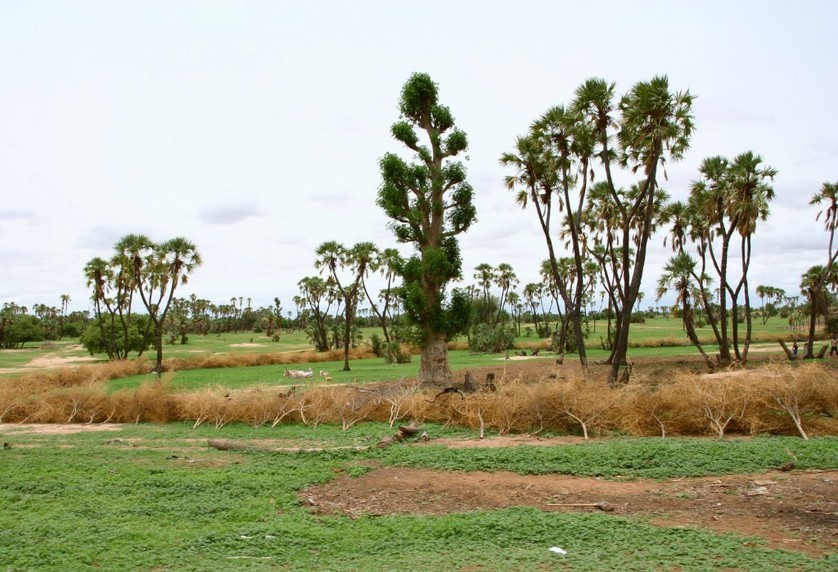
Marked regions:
[1,361,836,438]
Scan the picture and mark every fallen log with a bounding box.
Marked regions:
[376,424,428,448]
[778,340,796,361]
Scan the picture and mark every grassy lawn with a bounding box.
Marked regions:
[0,423,834,571]
[0,317,813,389]
[2,316,805,390]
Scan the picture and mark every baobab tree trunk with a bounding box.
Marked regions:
[419,333,451,387]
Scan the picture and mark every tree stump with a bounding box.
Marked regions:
[464,371,475,393]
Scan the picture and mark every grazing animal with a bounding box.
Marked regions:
[284,367,314,379]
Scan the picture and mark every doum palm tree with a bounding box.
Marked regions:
[656,252,715,370]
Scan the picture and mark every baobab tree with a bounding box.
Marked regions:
[377,72,476,387]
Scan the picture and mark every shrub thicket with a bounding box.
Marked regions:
[1,360,836,439]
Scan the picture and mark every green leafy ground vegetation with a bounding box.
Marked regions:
[0,423,835,571]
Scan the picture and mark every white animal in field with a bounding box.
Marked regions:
[284,367,314,379]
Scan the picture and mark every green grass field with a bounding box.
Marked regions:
[3,317,815,393]
[1,423,834,571]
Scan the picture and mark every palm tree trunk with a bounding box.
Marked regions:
[683,303,714,370]
[342,304,352,372]
[805,297,818,358]
[154,320,163,381]
[608,303,632,385]
[717,238,732,365]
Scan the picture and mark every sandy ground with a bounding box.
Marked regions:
[0,352,99,375]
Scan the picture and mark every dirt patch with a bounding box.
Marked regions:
[0,423,123,435]
[28,353,99,368]
[303,466,837,556]
[230,343,267,348]
[0,351,99,375]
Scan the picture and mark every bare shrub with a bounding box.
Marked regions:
[296,386,331,428]
[164,346,376,373]
[0,381,28,422]
[618,382,679,437]
[15,382,111,423]
[634,336,685,349]
[62,383,110,423]
[228,388,272,428]
[758,362,828,440]
[684,373,754,439]
[330,386,378,431]
[25,390,69,423]
[5,352,837,438]
[375,378,422,428]
[551,378,623,439]
[178,387,232,428]
[476,376,538,435]
[218,387,296,428]
[110,378,177,424]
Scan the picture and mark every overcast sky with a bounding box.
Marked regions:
[2,0,837,316]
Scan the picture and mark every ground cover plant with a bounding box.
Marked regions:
[0,422,835,571]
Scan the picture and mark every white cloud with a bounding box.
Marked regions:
[197,202,261,225]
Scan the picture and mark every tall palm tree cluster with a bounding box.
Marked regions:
[84,234,202,378]
[501,75,837,378]
[296,243,405,371]
[502,76,695,383]
[658,152,777,367]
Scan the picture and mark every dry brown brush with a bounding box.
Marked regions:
[1,360,836,436]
